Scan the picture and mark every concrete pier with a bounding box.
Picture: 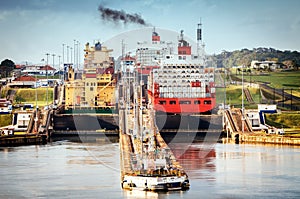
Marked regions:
[118,72,190,191]
[0,134,46,147]
[223,132,300,145]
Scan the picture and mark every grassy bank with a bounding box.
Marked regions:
[265,112,300,129]
[216,85,261,108]
[3,88,53,107]
[233,71,300,97]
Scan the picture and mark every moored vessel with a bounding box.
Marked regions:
[147,24,216,114]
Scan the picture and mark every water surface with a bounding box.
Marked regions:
[0,136,299,198]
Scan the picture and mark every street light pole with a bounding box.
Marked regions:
[46,53,50,106]
[70,47,73,65]
[62,44,65,65]
[34,63,38,133]
[52,54,55,105]
[58,55,61,83]
[77,41,80,69]
[67,46,69,63]
[242,65,244,133]
[74,39,76,68]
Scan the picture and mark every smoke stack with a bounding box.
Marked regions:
[98,5,150,26]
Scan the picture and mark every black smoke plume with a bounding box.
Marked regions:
[98,5,149,26]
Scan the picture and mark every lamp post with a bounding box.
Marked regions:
[52,54,55,105]
[34,63,38,133]
[58,55,61,83]
[242,65,244,133]
[67,46,69,63]
[62,44,65,65]
[77,41,80,69]
[70,47,73,65]
[74,39,76,68]
[46,53,50,106]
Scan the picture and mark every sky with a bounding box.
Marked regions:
[1,0,300,65]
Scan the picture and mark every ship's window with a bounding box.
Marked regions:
[159,100,166,105]
[173,66,176,68]
[191,65,195,68]
[194,100,201,104]
[169,101,176,105]
[179,100,191,104]
[204,100,211,104]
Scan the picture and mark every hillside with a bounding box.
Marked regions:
[212,47,300,69]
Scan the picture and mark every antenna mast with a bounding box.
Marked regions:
[197,19,204,57]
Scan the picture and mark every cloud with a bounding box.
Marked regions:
[0,11,11,22]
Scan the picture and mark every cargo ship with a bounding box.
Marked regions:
[147,24,216,114]
[64,41,116,113]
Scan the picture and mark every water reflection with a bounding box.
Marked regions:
[1,137,300,199]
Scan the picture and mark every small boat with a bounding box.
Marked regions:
[122,173,190,191]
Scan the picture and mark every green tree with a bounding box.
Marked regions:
[0,59,16,78]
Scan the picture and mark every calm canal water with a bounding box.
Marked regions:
[0,135,300,199]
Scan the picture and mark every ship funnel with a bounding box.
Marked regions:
[152,27,160,42]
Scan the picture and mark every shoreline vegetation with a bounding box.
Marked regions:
[1,70,300,142]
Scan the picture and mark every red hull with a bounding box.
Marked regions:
[149,92,216,114]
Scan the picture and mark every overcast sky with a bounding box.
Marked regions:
[1,0,300,65]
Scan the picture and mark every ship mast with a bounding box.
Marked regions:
[197,19,205,58]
